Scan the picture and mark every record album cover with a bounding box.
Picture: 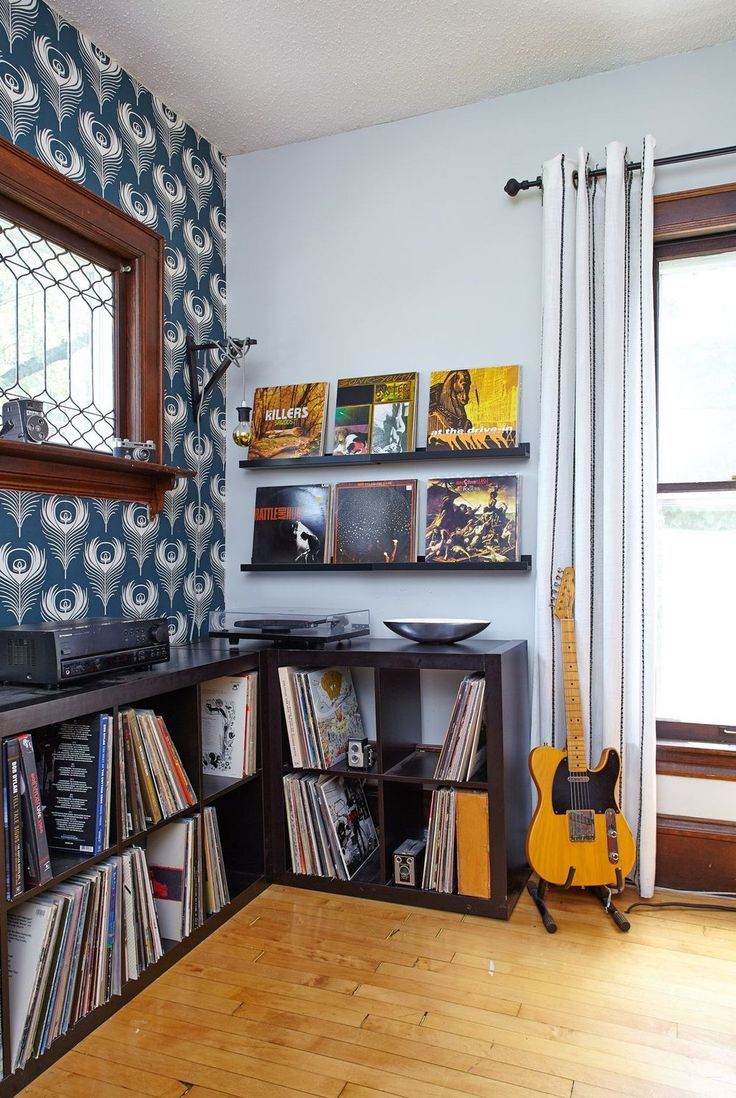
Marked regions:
[251,483,332,563]
[333,480,416,564]
[425,476,519,563]
[427,366,519,450]
[249,382,329,459]
[333,373,417,455]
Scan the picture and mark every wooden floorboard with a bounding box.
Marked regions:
[18,883,736,1098]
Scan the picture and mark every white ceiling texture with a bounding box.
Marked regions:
[55,0,736,154]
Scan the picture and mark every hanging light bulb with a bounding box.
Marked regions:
[232,402,252,448]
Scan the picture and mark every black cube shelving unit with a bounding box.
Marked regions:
[263,638,531,920]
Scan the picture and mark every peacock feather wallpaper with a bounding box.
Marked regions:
[0,0,227,639]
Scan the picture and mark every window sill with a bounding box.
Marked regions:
[656,742,736,782]
[0,439,192,514]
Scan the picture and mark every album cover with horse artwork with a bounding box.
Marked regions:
[426,365,519,450]
[425,476,519,563]
[251,483,332,564]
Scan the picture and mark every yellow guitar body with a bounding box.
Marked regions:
[527,744,637,887]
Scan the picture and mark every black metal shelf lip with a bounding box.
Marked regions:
[202,769,262,805]
[240,443,530,470]
[242,554,532,573]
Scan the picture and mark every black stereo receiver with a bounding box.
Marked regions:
[0,617,170,686]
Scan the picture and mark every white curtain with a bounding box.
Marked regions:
[531,138,658,897]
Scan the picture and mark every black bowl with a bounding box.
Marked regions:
[383,618,491,644]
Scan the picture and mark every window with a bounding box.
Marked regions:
[654,185,736,745]
[0,212,115,449]
[0,134,177,511]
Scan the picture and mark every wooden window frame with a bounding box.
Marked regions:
[654,183,736,744]
[0,135,189,512]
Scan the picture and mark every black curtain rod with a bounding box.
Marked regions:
[504,142,736,196]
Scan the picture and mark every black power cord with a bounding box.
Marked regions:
[625,898,736,915]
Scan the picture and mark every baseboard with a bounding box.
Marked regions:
[656,814,736,891]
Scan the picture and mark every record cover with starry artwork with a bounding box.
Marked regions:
[427,366,519,450]
[332,480,417,564]
[425,476,519,563]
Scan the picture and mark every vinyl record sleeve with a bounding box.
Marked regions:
[333,479,416,564]
[427,365,519,450]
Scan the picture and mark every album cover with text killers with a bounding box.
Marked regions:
[248,382,329,459]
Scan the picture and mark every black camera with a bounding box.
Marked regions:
[0,399,50,443]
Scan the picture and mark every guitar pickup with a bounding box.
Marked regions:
[567,809,596,842]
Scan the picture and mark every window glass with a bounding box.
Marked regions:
[657,250,736,483]
[656,492,736,726]
[0,213,115,450]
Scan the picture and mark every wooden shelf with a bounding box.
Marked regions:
[202,770,262,805]
[0,439,192,515]
[240,443,530,471]
[242,554,532,573]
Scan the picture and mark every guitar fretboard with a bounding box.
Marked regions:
[560,617,588,774]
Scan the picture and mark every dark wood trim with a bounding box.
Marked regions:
[0,439,191,514]
[656,814,736,892]
[654,183,736,240]
[656,720,736,746]
[657,743,736,781]
[0,133,164,493]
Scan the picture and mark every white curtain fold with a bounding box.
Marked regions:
[532,137,657,896]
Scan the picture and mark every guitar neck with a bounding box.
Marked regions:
[560,617,588,773]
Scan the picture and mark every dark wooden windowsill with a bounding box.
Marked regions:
[0,439,191,514]
[657,742,736,782]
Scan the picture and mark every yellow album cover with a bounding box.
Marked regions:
[426,365,519,450]
[248,382,329,459]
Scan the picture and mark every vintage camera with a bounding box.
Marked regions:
[0,399,50,443]
[112,438,156,462]
[347,736,375,770]
[393,839,425,887]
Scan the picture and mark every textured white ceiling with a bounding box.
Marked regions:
[54,0,736,154]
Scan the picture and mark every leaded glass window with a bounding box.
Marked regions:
[0,212,115,450]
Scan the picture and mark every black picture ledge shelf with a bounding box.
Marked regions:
[241,554,532,573]
[239,443,530,471]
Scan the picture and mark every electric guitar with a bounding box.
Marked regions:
[526,567,636,888]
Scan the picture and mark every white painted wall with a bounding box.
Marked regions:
[225,41,736,757]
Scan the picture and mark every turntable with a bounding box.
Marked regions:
[209,608,370,648]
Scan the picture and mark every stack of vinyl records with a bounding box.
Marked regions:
[433,673,486,780]
[278,665,364,768]
[422,788,457,893]
[118,707,197,838]
[6,847,161,1072]
[202,806,230,916]
[146,816,201,942]
[200,672,258,779]
[283,773,378,880]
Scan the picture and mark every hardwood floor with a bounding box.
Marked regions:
[20,883,736,1098]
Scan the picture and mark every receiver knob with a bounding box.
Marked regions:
[149,623,168,644]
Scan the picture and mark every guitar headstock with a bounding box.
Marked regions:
[552,566,575,619]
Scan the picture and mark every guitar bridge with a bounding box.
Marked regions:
[567,809,596,842]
